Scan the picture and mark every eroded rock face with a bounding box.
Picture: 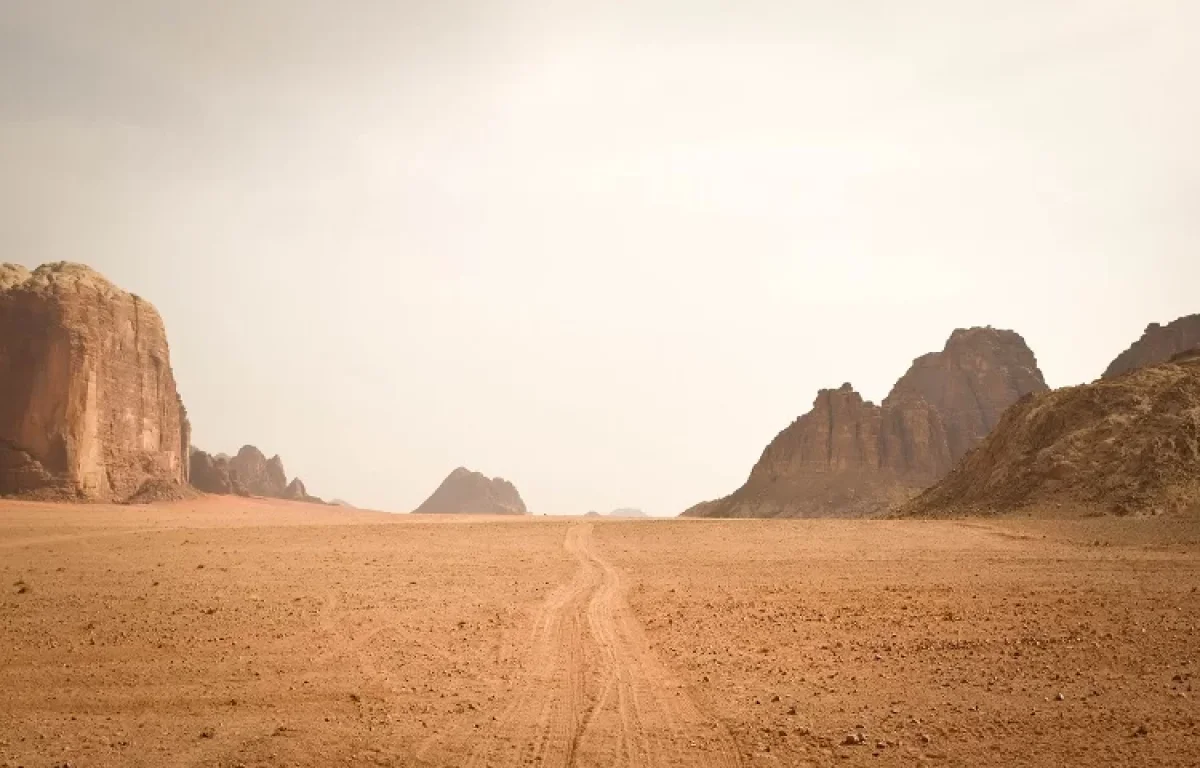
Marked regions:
[0,263,191,501]
[227,445,288,498]
[283,477,319,502]
[414,467,528,515]
[189,449,248,496]
[684,327,1047,518]
[1103,315,1200,379]
[190,443,321,502]
[901,353,1200,517]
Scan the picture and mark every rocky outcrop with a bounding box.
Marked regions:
[683,327,1047,518]
[228,445,288,498]
[0,263,191,501]
[190,444,322,503]
[901,351,1200,518]
[188,449,248,496]
[610,508,648,518]
[413,467,528,515]
[283,477,320,503]
[1103,315,1200,379]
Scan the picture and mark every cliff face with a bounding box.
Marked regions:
[901,351,1200,518]
[1103,315,1200,379]
[414,467,528,515]
[684,327,1047,518]
[0,263,190,501]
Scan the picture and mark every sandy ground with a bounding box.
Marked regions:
[1,499,1197,767]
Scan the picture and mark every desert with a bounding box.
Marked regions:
[3,499,1197,768]
[4,4,1199,767]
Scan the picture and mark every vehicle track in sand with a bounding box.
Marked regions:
[445,522,740,768]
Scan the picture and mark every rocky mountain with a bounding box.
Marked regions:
[413,467,528,515]
[1103,314,1200,379]
[0,263,191,501]
[190,444,323,503]
[610,508,648,518]
[189,449,248,496]
[901,351,1200,518]
[683,327,1047,518]
[228,445,288,497]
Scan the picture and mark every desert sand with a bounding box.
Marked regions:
[2,499,1197,767]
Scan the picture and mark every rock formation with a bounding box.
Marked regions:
[188,449,248,496]
[189,444,322,503]
[683,327,1047,518]
[0,263,191,501]
[413,467,528,515]
[900,351,1200,517]
[227,445,288,497]
[610,508,648,518]
[1103,314,1200,379]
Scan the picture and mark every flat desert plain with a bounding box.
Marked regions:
[2,499,1198,768]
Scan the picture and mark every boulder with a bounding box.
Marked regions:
[1103,314,1200,379]
[414,467,528,515]
[684,327,1047,518]
[0,263,191,501]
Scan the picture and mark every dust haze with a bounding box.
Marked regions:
[2,1,1197,515]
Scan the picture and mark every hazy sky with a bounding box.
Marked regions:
[1,1,1196,515]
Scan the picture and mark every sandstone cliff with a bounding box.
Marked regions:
[413,467,528,515]
[0,263,191,501]
[683,327,1047,518]
[1103,314,1200,379]
[900,351,1200,517]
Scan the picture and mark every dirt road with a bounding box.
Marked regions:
[445,523,739,768]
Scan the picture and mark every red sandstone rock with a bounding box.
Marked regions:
[901,351,1200,517]
[0,263,190,501]
[1103,314,1200,379]
[683,327,1047,518]
[414,467,528,515]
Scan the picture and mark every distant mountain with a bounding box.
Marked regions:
[683,327,1047,518]
[413,467,528,515]
[190,444,323,504]
[609,508,647,518]
[1104,314,1200,379]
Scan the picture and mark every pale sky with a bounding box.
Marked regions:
[1,1,1196,515]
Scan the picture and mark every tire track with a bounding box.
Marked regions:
[573,525,741,768]
[438,522,740,768]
